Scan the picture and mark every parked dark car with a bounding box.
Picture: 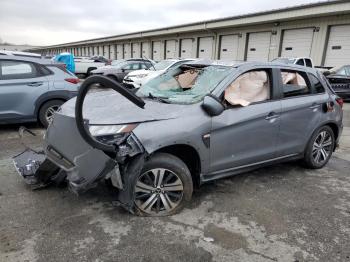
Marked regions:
[0,55,80,127]
[14,61,343,216]
[90,59,155,83]
[324,65,350,100]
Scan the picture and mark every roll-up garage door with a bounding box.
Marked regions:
[124,43,131,59]
[152,41,162,61]
[110,45,116,59]
[180,39,194,58]
[165,40,178,59]
[98,46,103,56]
[198,37,214,59]
[219,35,239,60]
[281,28,315,58]
[103,45,109,58]
[324,25,350,67]
[246,32,272,62]
[132,43,141,58]
[116,44,123,59]
[142,42,151,58]
[94,46,98,56]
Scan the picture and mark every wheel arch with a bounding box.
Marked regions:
[153,144,202,187]
[305,121,340,153]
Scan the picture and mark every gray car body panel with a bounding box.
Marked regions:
[0,55,80,124]
[37,61,342,194]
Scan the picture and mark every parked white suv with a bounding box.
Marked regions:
[123,59,194,88]
[74,57,107,78]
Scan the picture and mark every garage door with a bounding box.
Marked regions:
[152,41,162,61]
[180,39,194,58]
[142,42,151,58]
[110,45,116,59]
[132,43,141,58]
[116,44,123,59]
[219,35,239,60]
[93,46,98,56]
[246,32,272,62]
[165,40,178,59]
[281,28,315,58]
[198,37,214,59]
[98,46,103,56]
[124,43,131,59]
[103,45,109,58]
[324,25,350,67]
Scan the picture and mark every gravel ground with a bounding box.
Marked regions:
[0,104,349,262]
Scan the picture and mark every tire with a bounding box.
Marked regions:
[76,73,86,79]
[303,126,335,169]
[134,153,193,216]
[38,100,64,127]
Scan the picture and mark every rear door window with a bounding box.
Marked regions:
[305,59,313,68]
[0,60,39,80]
[296,59,305,66]
[280,70,311,98]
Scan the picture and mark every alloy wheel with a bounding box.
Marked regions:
[312,130,333,164]
[134,168,184,215]
[45,105,60,124]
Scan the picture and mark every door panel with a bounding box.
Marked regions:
[210,101,281,173]
[165,40,178,59]
[198,37,214,59]
[278,94,328,155]
[324,25,350,67]
[0,77,49,121]
[152,41,162,61]
[180,39,193,58]
[132,43,141,58]
[281,28,315,58]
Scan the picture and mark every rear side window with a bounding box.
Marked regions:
[305,59,312,68]
[0,60,39,80]
[140,63,150,69]
[296,59,305,66]
[309,74,325,94]
[280,70,311,98]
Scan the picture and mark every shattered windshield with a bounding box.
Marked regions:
[153,60,175,71]
[137,65,233,104]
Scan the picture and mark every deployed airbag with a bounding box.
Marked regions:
[224,71,270,106]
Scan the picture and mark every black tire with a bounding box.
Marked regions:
[76,73,86,79]
[303,126,335,169]
[134,153,193,216]
[38,100,64,127]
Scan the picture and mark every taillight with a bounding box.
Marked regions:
[65,78,80,84]
[336,97,344,108]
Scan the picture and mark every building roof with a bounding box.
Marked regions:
[30,0,350,50]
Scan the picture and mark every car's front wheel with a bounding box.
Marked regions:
[303,126,335,169]
[134,153,193,216]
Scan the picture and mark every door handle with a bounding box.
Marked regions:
[309,103,319,109]
[265,112,279,120]
[27,82,43,87]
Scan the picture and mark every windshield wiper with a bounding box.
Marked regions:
[147,92,170,103]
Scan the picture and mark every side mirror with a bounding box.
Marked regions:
[121,69,125,73]
[202,95,225,116]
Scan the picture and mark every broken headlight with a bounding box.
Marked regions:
[89,124,138,145]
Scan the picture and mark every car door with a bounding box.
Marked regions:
[209,68,282,175]
[0,59,49,122]
[276,68,329,156]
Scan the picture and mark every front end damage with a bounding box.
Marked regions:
[13,75,149,213]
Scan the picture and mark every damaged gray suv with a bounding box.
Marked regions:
[14,60,343,216]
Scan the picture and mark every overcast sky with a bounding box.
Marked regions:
[0,0,323,46]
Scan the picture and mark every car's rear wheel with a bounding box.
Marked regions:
[38,100,64,127]
[303,126,335,169]
[134,153,193,216]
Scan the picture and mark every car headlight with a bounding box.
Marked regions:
[135,74,148,79]
[89,124,138,137]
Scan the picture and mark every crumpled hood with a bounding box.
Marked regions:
[60,90,192,125]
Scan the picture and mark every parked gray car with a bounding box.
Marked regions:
[14,60,343,216]
[90,58,155,83]
[0,55,80,127]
